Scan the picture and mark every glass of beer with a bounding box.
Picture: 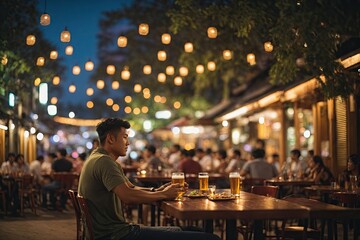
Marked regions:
[198,172,209,192]
[229,172,241,197]
[172,172,185,201]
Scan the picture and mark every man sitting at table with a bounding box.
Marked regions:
[78,118,220,240]
[240,148,278,179]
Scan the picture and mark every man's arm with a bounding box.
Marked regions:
[113,181,180,204]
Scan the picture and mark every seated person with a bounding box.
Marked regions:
[307,155,334,185]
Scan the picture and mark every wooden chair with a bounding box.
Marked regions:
[241,178,266,192]
[68,190,83,240]
[331,192,360,239]
[0,188,7,215]
[77,195,94,240]
[53,172,79,210]
[18,174,38,216]
[237,186,280,240]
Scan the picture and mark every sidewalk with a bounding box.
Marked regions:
[0,208,76,240]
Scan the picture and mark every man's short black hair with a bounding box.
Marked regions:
[290,149,301,158]
[96,118,131,145]
[145,144,156,154]
[251,148,265,159]
[58,148,67,157]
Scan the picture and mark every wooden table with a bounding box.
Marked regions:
[284,197,360,240]
[265,179,315,198]
[304,185,346,202]
[134,173,226,185]
[161,191,309,240]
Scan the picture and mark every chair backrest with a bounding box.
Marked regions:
[77,195,94,240]
[242,178,266,192]
[331,192,359,208]
[53,172,79,190]
[251,185,279,198]
[18,174,35,190]
[68,190,83,240]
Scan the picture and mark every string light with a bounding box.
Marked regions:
[184,42,193,53]
[60,27,71,42]
[161,33,171,44]
[26,35,36,45]
[207,27,217,38]
[223,50,232,60]
[143,65,152,74]
[139,23,149,35]
[117,36,127,47]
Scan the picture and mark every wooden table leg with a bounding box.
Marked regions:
[225,219,237,240]
[253,220,265,240]
[203,219,213,233]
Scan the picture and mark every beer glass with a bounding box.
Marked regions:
[198,172,209,192]
[172,172,185,201]
[229,172,241,197]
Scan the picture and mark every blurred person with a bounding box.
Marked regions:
[268,153,281,173]
[30,155,45,186]
[179,149,202,175]
[255,138,266,150]
[340,154,360,188]
[282,149,307,179]
[78,118,220,240]
[141,145,165,173]
[41,152,56,175]
[73,152,86,174]
[307,155,334,185]
[225,149,246,173]
[240,148,278,179]
[15,154,30,174]
[168,144,181,171]
[1,153,18,174]
[213,149,228,174]
[90,138,100,154]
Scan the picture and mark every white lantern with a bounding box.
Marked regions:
[157,73,166,83]
[143,65,152,75]
[166,66,175,75]
[121,67,130,80]
[157,51,167,61]
[36,57,45,66]
[40,13,51,26]
[106,65,116,75]
[207,61,216,71]
[85,60,94,71]
[139,23,149,35]
[72,65,81,75]
[161,33,171,44]
[26,35,36,46]
[179,66,189,77]
[65,45,73,55]
[60,27,71,42]
[223,50,232,60]
[117,36,127,47]
[174,76,183,86]
[207,27,217,38]
[184,42,193,53]
[49,51,58,60]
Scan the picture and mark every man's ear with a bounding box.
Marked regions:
[107,133,115,144]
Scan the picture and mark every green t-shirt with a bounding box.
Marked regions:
[78,148,130,239]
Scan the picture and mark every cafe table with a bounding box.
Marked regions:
[304,185,346,202]
[161,190,309,240]
[265,179,315,198]
[283,197,360,240]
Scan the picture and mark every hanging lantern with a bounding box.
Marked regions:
[141,106,149,113]
[87,101,94,109]
[157,51,167,61]
[112,104,120,112]
[112,81,119,90]
[196,64,205,74]
[52,76,60,85]
[49,50,58,59]
[60,27,71,42]
[85,60,94,71]
[50,97,58,105]
[117,36,127,47]
[179,66,189,77]
[124,96,132,103]
[26,35,36,45]
[72,65,81,75]
[121,67,130,80]
[40,13,51,26]
[138,23,149,35]
[134,84,142,92]
[161,33,171,44]
[157,73,166,83]
[247,53,256,65]
[86,88,94,96]
[143,65,151,75]
[223,50,232,60]
[96,80,105,89]
[106,98,114,106]
[124,106,132,113]
[173,101,181,109]
[106,65,116,75]
[34,78,41,86]
[1,55,8,65]
[207,27,217,38]
[36,57,45,66]
[264,42,274,52]
[174,76,183,86]
[184,42,193,53]
[166,66,175,75]
[68,84,76,93]
[65,45,73,55]
[207,61,216,71]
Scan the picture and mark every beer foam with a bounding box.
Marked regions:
[198,175,208,178]
[172,175,184,179]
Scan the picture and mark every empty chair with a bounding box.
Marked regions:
[53,172,79,210]
[241,178,266,192]
[251,185,279,198]
[68,190,83,240]
[77,195,94,240]
[18,174,38,216]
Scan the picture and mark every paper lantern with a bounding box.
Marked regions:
[72,65,81,75]
[106,65,116,75]
[143,65,152,74]
[207,27,217,38]
[121,67,130,80]
[117,36,127,47]
[52,76,60,85]
[85,60,94,71]
[207,61,216,71]
[157,51,166,61]
[40,13,50,26]
[184,42,193,53]
[264,42,274,52]
[49,51,58,59]
[96,80,105,89]
[60,27,71,42]
[139,23,149,35]
[179,66,189,77]
[157,73,166,83]
[223,50,232,60]
[174,76,183,86]
[166,66,175,75]
[196,64,204,74]
[134,84,142,92]
[26,35,36,45]
[65,45,73,55]
[161,33,171,44]
[36,57,45,66]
